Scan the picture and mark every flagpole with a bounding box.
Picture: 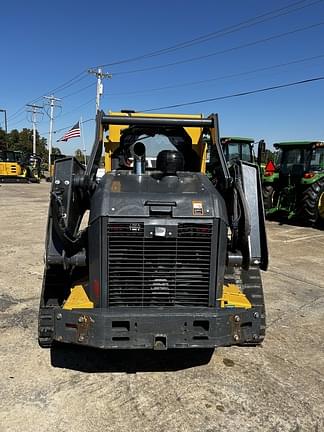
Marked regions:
[80,116,87,168]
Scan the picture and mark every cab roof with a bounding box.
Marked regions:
[274,141,324,148]
[107,111,205,146]
[221,136,254,143]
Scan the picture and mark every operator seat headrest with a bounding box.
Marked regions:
[156,150,184,175]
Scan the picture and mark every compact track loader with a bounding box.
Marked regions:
[38,111,268,350]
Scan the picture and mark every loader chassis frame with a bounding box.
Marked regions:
[39,112,267,350]
[43,305,262,350]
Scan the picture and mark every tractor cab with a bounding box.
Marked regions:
[221,137,254,164]
[274,141,324,179]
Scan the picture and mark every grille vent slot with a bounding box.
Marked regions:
[107,222,212,307]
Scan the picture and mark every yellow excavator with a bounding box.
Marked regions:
[0,150,41,183]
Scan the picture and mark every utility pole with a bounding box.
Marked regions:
[88,68,112,112]
[0,109,7,133]
[80,116,87,168]
[26,104,43,154]
[43,95,61,173]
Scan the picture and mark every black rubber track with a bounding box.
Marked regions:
[224,266,266,345]
[38,267,70,348]
[241,266,266,344]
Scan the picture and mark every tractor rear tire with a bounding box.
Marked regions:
[262,185,275,210]
[300,180,324,227]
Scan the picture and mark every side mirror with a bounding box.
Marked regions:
[257,140,266,165]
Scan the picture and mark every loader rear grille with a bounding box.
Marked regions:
[107,222,212,307]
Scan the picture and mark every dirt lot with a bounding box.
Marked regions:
[0,183,323,432]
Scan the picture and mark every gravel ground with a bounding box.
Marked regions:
[0,183,323,432]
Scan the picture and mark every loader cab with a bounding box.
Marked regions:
[104,112,209,174]
[110,126,202,172]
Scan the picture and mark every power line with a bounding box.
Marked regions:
[8,55,324,134]
[7,117,26,129]
[12,52,324,127]
[47,72,88,94]
[7,71,88,121]
[106,53,324,97]
[7,1,323,123]
[60,82,94,99]
[143,76,324,111]
[9,109,48,129]
[95,0,323,68]
[58,97,96,120]
[6,1,324,125]
[8,106,28,122]
[114,21,324,76]
[8,74,91,123]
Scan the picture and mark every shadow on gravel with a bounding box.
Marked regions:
[267,214,323,230]
[50,343,214,373]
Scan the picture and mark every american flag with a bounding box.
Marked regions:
[57,121,81,142]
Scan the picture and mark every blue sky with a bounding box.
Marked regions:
[2,0,324,154]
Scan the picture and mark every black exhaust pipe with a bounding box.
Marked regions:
[130,141,146,175]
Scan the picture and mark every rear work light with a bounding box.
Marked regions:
[304,172,315,179]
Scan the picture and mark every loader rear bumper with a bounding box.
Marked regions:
[39,306,264,349]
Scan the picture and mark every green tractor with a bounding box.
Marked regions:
[221,137,255,163]
[220,137,269,172]
[262,141,324,227]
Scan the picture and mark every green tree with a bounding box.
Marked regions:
[52,147,61,156]
[3,128,47,159]
[0,128,7,149]
[74,148,84,163]
[7,129,19,149]
[0,127,50,162]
